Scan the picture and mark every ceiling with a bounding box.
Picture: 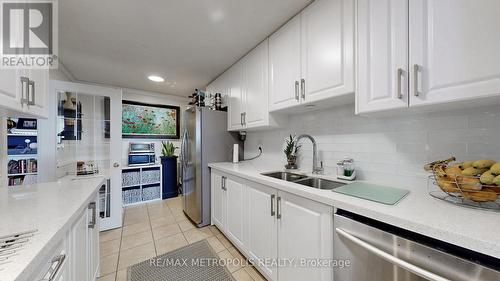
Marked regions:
[59,0,312,97]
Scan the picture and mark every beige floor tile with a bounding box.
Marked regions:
[233,268,253,281]
[100,228,122,242]
[152,223,182,240]
[245,266,267,281]
[183,228,212,244]
[115,269,127,281]
[100,253,118,276]
[173,213,189,222]
[118,242,156,270]
[150,215,176,229]
[122,222,150,237]
[208,225,222,236]
[206,236,225,253]
[178,220,195,232]
[123,212,148,226]
[199,227,213,236]
[100,238,121,258]
[97,272,116,281]
[228,246,248,267]
[217,249,242,273]
[217,233,233,249]
[120,230,153,251]
[149,208,174,220]
[155,233,188,255]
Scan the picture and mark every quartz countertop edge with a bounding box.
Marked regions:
[208,162,500,259]
[0,176,106,281]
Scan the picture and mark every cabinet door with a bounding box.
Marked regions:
[71,209,88,281]
[247,182,278,281]
[269,16,301,111]
[409,0,500,106]
[356,0,409,114]
[277,191,333,281]
[225,177,246,250]
[300,0,355,104]
[26,68,49,118]
[243,39,269,128]
[227,61,245,131]
[211,171,225,230]
[0,69,24,113]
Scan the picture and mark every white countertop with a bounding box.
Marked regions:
[209,162,500,259]
[0,176,106,281]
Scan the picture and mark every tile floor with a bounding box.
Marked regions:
[97,196,266,281]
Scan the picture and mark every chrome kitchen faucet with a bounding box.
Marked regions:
[297,134,324,174]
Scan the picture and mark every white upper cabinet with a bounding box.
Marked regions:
[409,0,500,107]
[269,0,355,112]
[357,0,500,114]
[356,0,409,114]
[227,60,245,131]
[300,0,354,104]
[269,16,302,111]
[0,68,49,118]
[244,40,269,128]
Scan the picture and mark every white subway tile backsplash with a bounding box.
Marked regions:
[245,104,500,189]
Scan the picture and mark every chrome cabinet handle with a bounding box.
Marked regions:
[335,228,450,281]
[40,254,66,281]
[276,196,282,219]
[294,81,299,101]
[242,112,246,126]
[413,64,420,97]
[396,68,404,99]
[88,202,96,229]
[221,176,226,191]
[28,80,35,105]
[300,78,305,100]
[113,163,120,168]
[270,194,275,216]
[20,77,30,106]
[240,113,243,126]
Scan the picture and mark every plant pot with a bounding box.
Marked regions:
[285,155,297,169]
[161,156,178,199]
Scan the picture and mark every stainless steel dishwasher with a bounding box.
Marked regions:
[333,210,500,281]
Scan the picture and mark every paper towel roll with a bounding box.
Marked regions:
[233,144,239,163]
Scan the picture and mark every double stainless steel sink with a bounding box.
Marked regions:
[261,171,345,190]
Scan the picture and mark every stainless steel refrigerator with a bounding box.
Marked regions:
[180,107,241,227]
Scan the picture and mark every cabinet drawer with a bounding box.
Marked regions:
[28,236,68,281]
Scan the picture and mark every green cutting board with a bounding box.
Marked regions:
[333,182,409,205]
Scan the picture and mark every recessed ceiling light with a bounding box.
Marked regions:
[148,75,164,82]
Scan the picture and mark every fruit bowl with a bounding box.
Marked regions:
[425,158,500,212]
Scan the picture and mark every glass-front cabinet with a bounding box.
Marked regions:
[46,81,123,231]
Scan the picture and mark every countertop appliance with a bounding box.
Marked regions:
[333,210,500,281]
[128,142,156,166]
[181,107,241,227]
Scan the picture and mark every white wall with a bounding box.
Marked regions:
[244,104,500,190]
[121,88,188,166]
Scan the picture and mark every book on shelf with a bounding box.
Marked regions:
[7,158,38,175]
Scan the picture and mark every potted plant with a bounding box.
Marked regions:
[283,134,300,169]
[160,141,178,199]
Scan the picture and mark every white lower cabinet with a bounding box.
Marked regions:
[27,193,99,281]
[211,171,226,230]
[277,191,334,281]
[71,194,99,281]
[225,176,247,250]
[210,169,333,281]
[247,182,278,281]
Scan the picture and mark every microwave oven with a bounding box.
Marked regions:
[128,142,156,166]
[129,142,155,154]
[128,153,156,166]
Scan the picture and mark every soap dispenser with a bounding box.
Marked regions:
[337,158,356,181]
